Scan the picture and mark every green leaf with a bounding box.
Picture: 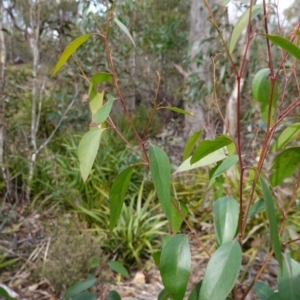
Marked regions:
[270,148,300,186]
[109,167,133,232]
[260,176,282,269]
[149,145,172,222]
[278,254,300,300]
[92,97,116,124]
[266,35,300,60]
[253,281,275,300]
[0,287,17,300]
[114,17,136,47]
[78,128,105,182]
[175,148,228,174]
[107,290,122,300]
[188,281,202,300]
[72,292,97,300]
[91,72,113,85]
[63,274,96,299]
[170,200,189,233]
[209,155,239,188]
[158,289,173,300]
[229,5,262,54]
[52,33,92,76]
[160,234,191,300]
[200,240,242,300]
[152,251,161,268]
[214,197,239,245]
[191,135,232,164]
[271,123,300,152]
[108,261,130,279]
[268,292,282,300]
[89,256,100,269]
[183,131,201,161]
[248,199,265,218]
[252,68,278,125]
[164,106,194,117]
[89,90,104,115]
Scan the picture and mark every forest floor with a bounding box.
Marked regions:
[0,200,279,300]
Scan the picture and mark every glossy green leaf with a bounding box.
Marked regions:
[270,148,300,186]
[248,199,265,218]
[214,197,239,245]
[107,290,122,300]
[92,97,116,124]
[188,281,202,300]
[72,292,97,300]
[114,17,136,47]
[253,281,275,300]
[109,167,133,232]
[52,33,92,76]
[260,176,282,269]
[271,123,300,152]
[278,254,300,300]
[149,145,172,222]
[175,148,228,173]
[0,287,17,300]
[160,234,191,300]
[63,274,96,299]
[199,240,242,300]
[191,135,232,164]
[252,68,278,124]
[108,261,130,279]
[230,5,262,54]
[209,155,239,188]
[78,128,105,182]
[170,200,189,233]
[89,90,104,115]
[183,131,201,161]
[165,106,194,117]
[158,289,173,300]
[266,35,300,60]
[91,72,113,85]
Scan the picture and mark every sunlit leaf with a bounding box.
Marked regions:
[191,135,232,164]
[229,5,262,54]
[278,254,300,300]
[252,68,278,124]
[164,106,194,117]
[89,90,104,115]
[149,145,172,222]
[260,176,282,269]
[52,33,92,76]
[91,72,113,85]
[253,281,275,300]
[109,167,133,232]
[271,123,300,152]
[209,155,239,187]
[114,17,136,47]
[160,234,191,300]
[175,148,228,173]
[183,131,201,161]
[270,148,300,186]
[78,128,105,182]
[199,240,242,300]
[108,261,130,279]
[214,197,239,245]
[63,274,96,299]
[266,35,300,60]
[92,97,116,124]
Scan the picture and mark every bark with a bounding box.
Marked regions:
[184,0,216,137]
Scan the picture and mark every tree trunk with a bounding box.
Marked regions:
[184,0,216,137]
